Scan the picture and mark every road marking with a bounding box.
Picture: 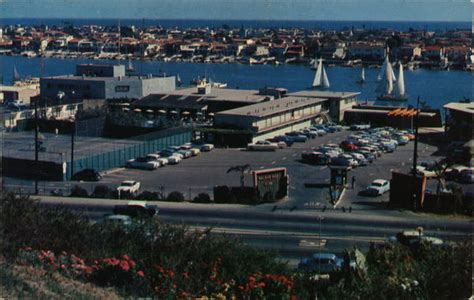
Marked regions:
[299,239,327,248]
[282,157,287,160]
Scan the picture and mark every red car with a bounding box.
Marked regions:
[340,141,358,151]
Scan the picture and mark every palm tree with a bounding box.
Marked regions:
[227,164,251,187]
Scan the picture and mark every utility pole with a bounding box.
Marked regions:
[34,100,39,195]
[412,96,420,210]
[70,120,75,180]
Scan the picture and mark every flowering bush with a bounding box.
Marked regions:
[236,272,294,299]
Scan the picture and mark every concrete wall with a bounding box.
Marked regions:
[252,120,311,143]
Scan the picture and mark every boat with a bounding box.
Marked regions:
[310,57,319,70]
[12,66,21,83]
[176,74,182,86]
[377,60,407,101]
[356,67,365,84]
[126,59,134,73]
[311,58,330,89]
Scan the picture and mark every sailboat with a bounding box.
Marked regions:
[310,57,319,70]
[176,74,182,86]
[356,67,365,84]
[126,59,134,73]
[312,58,330,89]
[12,66,21,83]
[377,60,407,101]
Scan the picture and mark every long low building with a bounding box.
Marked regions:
[214,96,327,142]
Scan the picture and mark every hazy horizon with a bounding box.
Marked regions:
[0,0,471,22]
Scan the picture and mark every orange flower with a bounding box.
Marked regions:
[137,270,144,277]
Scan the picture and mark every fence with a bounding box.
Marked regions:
[65,127,192,180]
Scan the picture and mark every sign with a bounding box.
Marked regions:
[252,168,288,199]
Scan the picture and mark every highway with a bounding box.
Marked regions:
[37,196,473,267]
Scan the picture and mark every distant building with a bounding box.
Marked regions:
[347,44,386,61]
[286,90,360,122]
[40,64,176,101]
[443,102,474,141]
[0,84,39,105]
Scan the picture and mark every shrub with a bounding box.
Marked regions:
[91,185,114,199]
[136,191,161,201]
[193,193,212,203]
[70,186,89,198]
[166,191,185,202]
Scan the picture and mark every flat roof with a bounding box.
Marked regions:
[41,75,174,82]
[170,87,266,103]
[443,102,474,115]
[0,85,37,92]
[287,90,360,99]
[216,96,326,118]
[134,93,207,110]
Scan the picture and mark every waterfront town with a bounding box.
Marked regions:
[0,2,472,298]
[0,22,472,70]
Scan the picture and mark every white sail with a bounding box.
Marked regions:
[312,59,323,87]
[377,56,388,81]
[127,59,134,70]
[322,66,330,88]
[360,67,365,82]
[311,58,319,70]
[385,61,394,95]
[396,62,405,96]
[13,66,20,82]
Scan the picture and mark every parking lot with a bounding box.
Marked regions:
[88,128,440,208]
[5,127,451,209]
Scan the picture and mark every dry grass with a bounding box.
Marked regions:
[0,258,120,299]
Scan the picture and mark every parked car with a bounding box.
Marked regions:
[71,168,102,181]
[200,144,215,152]
[330,156,354,168]
[340,141,358,151]
[350,153,368,166]
[157,157,169,166]
[302,151,330,165]
[361,179,390,196]
[413,165,438,178]
[117,180,141,195]
[271,135,295,147]
[247,140,279,151]
[177,149,192,158]
[459,168,473,183]
[126,157,160,170]
[444,165,468,181]
[301,129,318,138]
[180,143,193,150]
[168,155,182,164]
[285,131,308,142]
[190,148,201,156]
[298,253,355,273]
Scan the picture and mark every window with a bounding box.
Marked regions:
[115,85,130,92]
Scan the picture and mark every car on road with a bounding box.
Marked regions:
[71,168,102,181]
[103,214,133,227]
[247,140,279,151]
[361,179,390,196]
[113,201,158,219]
[117,180,141,195]
[200,144,215,152]
[387,230,444,248]
[298,253,355,273]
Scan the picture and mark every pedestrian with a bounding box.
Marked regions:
[351,176,356,189]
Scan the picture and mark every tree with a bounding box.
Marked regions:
[226,164,251,187]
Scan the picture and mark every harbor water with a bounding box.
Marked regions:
[0,55,471,110]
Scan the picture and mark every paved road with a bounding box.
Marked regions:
[38,196,473,267]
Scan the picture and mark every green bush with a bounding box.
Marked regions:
[91,185,115,199]
[193,193,212,203]
[135,191,161,201]
[166,191,185,202]
[70,186,89,198]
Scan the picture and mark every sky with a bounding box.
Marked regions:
[0,0,471,22]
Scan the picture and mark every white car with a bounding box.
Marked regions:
[414,166,438,178]
[190,148,201,156]
[200,144,215,152]
[117,180,141,195]
[157,157,168,166]
[364,179,390,196]
[126,157,160,170]
[247,140,279,151]
[168,155,182,164]
[180,143,193,150]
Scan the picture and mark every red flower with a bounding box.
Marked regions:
[258,282,266,288]
[60,264,65,269]
[122,254,130,261]
[128,259,136,268]
[137,270,144,277]
[180,291,188,297]
[84,266,93,274]
[120,260,130,271]
[173,283,177,289]
[168,270,175,278]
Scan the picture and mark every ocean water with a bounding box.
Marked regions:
[0,18,470,32]
[0,55,471,110]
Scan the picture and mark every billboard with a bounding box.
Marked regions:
[252,168,288,200]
